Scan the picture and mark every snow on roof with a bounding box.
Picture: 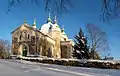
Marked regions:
[40,22,53,34]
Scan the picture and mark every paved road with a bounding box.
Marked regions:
[0,59,120,76]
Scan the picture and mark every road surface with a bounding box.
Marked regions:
[0,59,120,76]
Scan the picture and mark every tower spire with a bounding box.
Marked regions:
[49,13,50,18]
[32,18,37,29]
[33,18,36,26]
[47,13,52,23]
[54,16,57,24]
[24,19,27,24]
[61,25,64,32]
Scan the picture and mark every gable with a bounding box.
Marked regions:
[11,23,30,34]
[11,23,55,43]
[11,24,32,38]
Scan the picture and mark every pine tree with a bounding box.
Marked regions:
[73,28,90,59]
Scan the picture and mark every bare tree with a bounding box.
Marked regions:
[7,0,120,21]
[86,24,110,56]
[0,39,11,59]
[101,0,120,22]
[7,0,72,15]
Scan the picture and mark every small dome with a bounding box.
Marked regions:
[47,17,52,23]
[61,28,68,41]
[24,19,27,24]
[49,16,61,32]
[23,19,29,26]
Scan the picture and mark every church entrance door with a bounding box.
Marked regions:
[22,45,28,57]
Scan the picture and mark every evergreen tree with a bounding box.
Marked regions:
[73,28,90,59]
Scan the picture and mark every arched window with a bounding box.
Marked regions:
[64,38,66,41]
[19,35,22,40]
[23,32,26,38]
[28,34,30,39]
[22,31,27,39]
[31,36,35,44]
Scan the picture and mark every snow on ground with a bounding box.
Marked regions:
[18,56,120,65]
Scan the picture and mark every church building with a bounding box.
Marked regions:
[11,14,74,58]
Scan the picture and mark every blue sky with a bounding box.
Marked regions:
[0,0,120,59]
